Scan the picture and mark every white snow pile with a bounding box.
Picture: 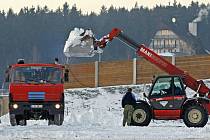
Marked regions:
[63,28,103,57]
[1,83,210,140]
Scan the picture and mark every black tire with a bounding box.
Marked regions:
[131,104,152,126]
[183,105,208,127]
[54,114,64,126]
[9,114,17,126]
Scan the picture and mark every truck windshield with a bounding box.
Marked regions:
[11,66,62,84]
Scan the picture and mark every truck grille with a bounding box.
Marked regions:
[28,92,45,100]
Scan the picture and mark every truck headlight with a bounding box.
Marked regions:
[13,104,18,109]
[55,104,61,109]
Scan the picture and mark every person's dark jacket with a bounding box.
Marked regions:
[121,92,136,108]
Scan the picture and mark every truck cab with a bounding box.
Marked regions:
[7,63,67,126]
[148,76,186,119]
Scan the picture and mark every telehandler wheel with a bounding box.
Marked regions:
[183,105,208,127]
[131,104,151,126]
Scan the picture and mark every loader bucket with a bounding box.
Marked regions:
[63,28,103,57]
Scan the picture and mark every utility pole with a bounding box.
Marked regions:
[98,53,102,62]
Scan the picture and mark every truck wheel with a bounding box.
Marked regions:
[54,114,64,126]
[131,104,151,126]
[183,105,208,127]
[9,114,17,126]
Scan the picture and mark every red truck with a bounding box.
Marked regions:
[6,61,68,126]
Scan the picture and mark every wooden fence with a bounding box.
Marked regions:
[64,55,210,89]
[2,55,210,117]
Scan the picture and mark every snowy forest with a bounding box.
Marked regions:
[0,1,209,81]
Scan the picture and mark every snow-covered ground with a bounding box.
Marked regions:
[1,82,210,140]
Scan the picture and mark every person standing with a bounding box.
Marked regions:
[122,88,136,126]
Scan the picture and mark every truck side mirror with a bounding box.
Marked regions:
[64,69,69,82]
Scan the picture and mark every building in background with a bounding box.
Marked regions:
[149,29,195,56]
